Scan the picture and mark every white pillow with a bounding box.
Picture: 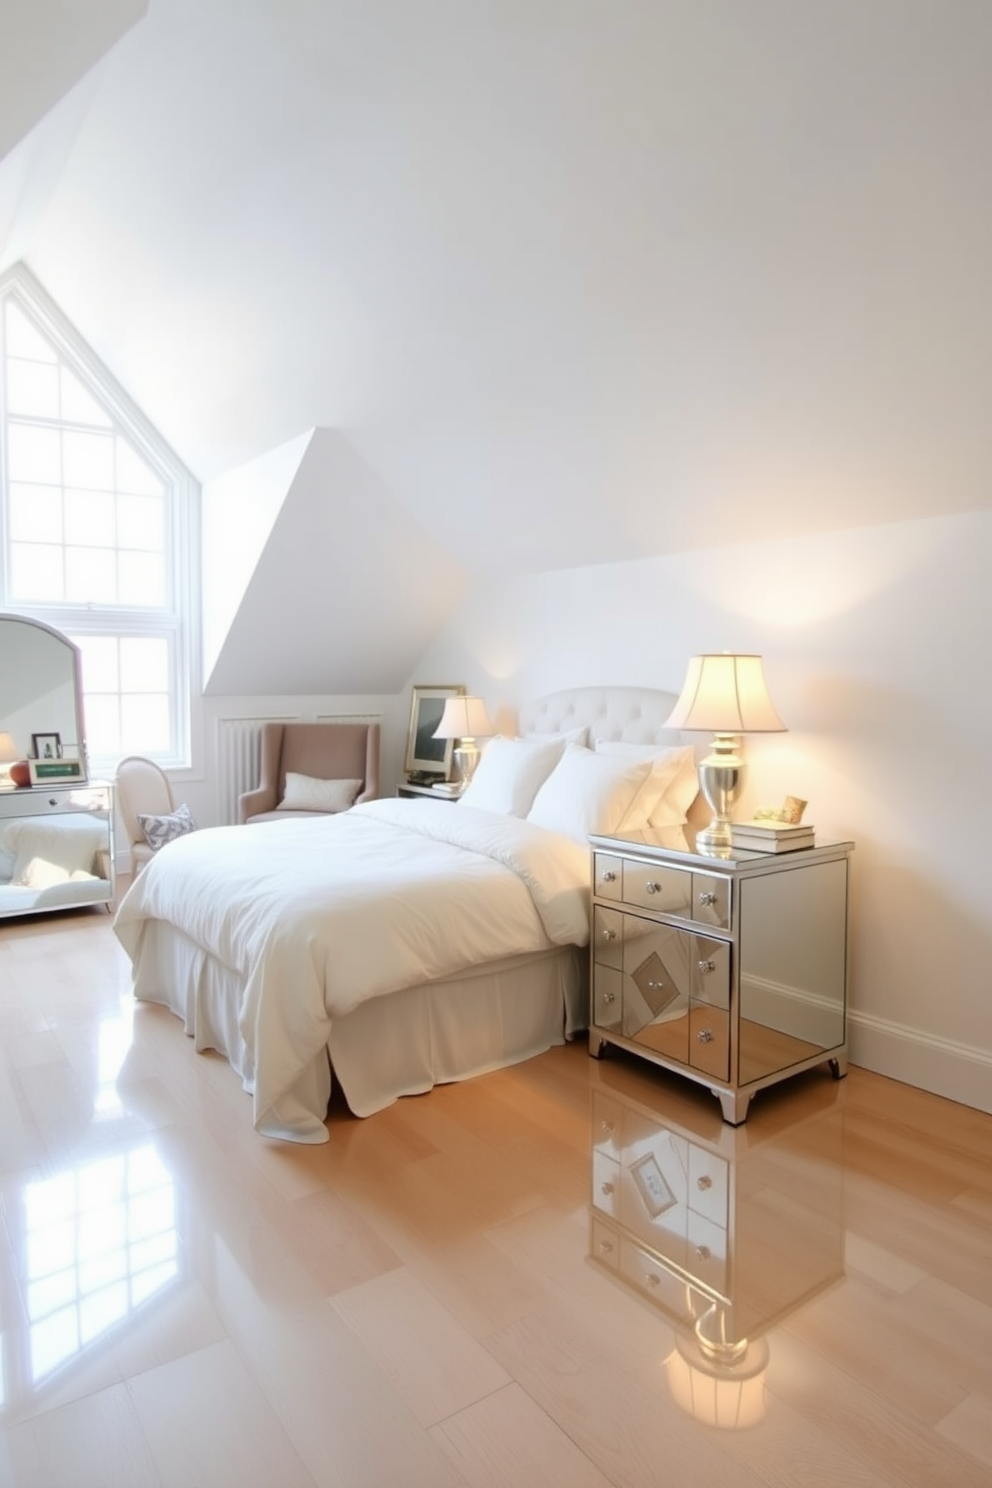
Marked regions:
[458,735,567,816]
[527,744,653,844]
[278,773,362,813]
[594,741,698,828]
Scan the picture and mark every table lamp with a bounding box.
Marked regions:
[432,696,495,785]
[0,731,18,782]
[664,654,786,852]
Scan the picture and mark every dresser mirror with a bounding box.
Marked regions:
[0,613,87,774]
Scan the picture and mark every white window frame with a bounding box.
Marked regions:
[0,264,199,772]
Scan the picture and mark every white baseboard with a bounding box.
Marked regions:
[848,1011,992,1115]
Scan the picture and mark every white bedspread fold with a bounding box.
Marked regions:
[114,799,590,1142]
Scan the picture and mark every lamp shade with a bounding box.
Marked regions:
[433,696,495,741]
[0,731,17,763]
[664,654,786,734]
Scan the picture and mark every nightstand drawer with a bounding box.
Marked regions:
[592,1150,620,1216]
[592,906,624,969]
[688,1146,729,1228]
[593,853,622,900]
[619,1237,690,1320]
[689,1003,730,1081]
[593,966,622,1031]
[623,861,692,916]
[692,873,731,931]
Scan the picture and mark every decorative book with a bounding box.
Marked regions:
[731,821,815,853]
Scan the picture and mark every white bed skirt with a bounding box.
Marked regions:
[131,920,588,1138]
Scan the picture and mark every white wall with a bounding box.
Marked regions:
[410,509,992,1114]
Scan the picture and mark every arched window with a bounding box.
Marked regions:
[0,266,197,769]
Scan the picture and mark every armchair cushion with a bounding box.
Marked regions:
[278,774,363,813]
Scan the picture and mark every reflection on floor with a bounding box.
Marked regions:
[0,906,989,1486]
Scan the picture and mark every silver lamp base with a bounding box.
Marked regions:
[695,734,745,852]
[453,739,481,785]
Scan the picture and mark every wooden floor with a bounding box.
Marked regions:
[0,905,989,1487]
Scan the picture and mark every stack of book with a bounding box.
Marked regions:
[730,820,815,853]
[431,780,464,797]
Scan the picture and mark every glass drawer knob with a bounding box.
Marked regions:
[697,959,715,974]
[695,1245,711,1261]
[603,990,616,1004]
[603,928,617,941]
[601,1181,614,1196]
[647,979,664,991]
[601,1119,615,1133]
[647,1273,659,1287]
[697,1029,714,1043]
[603,870,617,882]
[645,881,661,895]
[697,1175,713,1191]
[698,891,717,907]
[600,1239,614,1254]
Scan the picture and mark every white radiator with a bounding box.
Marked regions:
[216,713,382,825]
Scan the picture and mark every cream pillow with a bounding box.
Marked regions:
[458,735,567,816]
[527,744,653,844]
[594,741,698,828]
[278,774,362,812]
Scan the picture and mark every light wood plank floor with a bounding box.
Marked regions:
[0,904,989,1487]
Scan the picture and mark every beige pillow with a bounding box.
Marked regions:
[278,773,362,813]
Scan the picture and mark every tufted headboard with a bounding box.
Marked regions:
[518,685,686,748]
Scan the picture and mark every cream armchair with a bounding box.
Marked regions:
[238,722,380,824]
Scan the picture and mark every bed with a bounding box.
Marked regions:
[113,686,696,1142]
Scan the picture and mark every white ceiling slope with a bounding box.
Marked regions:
[201,428,468,696]
[5,0,992,581]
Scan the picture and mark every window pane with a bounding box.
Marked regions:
[120,637,168,692]
[83,697,121,758]
[60,367,112,428]
[65,546,117,603]
[116,440,163,497]
[9,484,62,542]
[5,300,57,361]
[7,422,61,484]
[74,636,119,692]
[117,494,163,551]
[65,489,115,546]
[63,430,114,490]
[118,551,164,607]
[121,695,170,754]
[10,543,63,600]
[7,358,59,417]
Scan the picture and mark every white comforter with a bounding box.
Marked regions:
[113,798,590,1141]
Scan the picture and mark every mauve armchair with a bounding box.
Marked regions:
[238,722,380,824]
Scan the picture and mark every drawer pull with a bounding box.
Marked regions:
[696,1175,713,1191]
[602,870,617,882]
[695,1245,712,1261]
[646,1273,660,1288]
[698,891,717,907]
[602,990,616,1005]
[644,881,662,895]
[697,1029,714,1044]
[697,959,715,974]
[646,979,665,991]
[602,928,617,941]
[601,1119,615,1134]
[599,1239,614,1255]
[601,1181,614,1196]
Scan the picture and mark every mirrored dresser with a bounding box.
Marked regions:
[0,613,115,917]
[588,825,853,1122]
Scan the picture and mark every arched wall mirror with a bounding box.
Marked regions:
[0,613,87,777]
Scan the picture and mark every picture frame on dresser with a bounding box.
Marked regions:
[31,731,62,760]
[404,684,465,780]
[28,757,84,785]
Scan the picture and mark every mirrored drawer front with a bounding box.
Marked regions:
[593,966,622,1032]
[622,861,692,915]
[689,1004,730,1081]
[692,936,730,1008]
[686,1210,729,1296]
[593,853,622,901]
[692,873,731,932]
[619,1237,693,1324]
[592,905,623,969]
[590,1215,620,1272]
[688,1146,729,1228]
[592,1150,620,1217]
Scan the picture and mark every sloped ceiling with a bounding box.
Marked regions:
[3,1,992,588]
